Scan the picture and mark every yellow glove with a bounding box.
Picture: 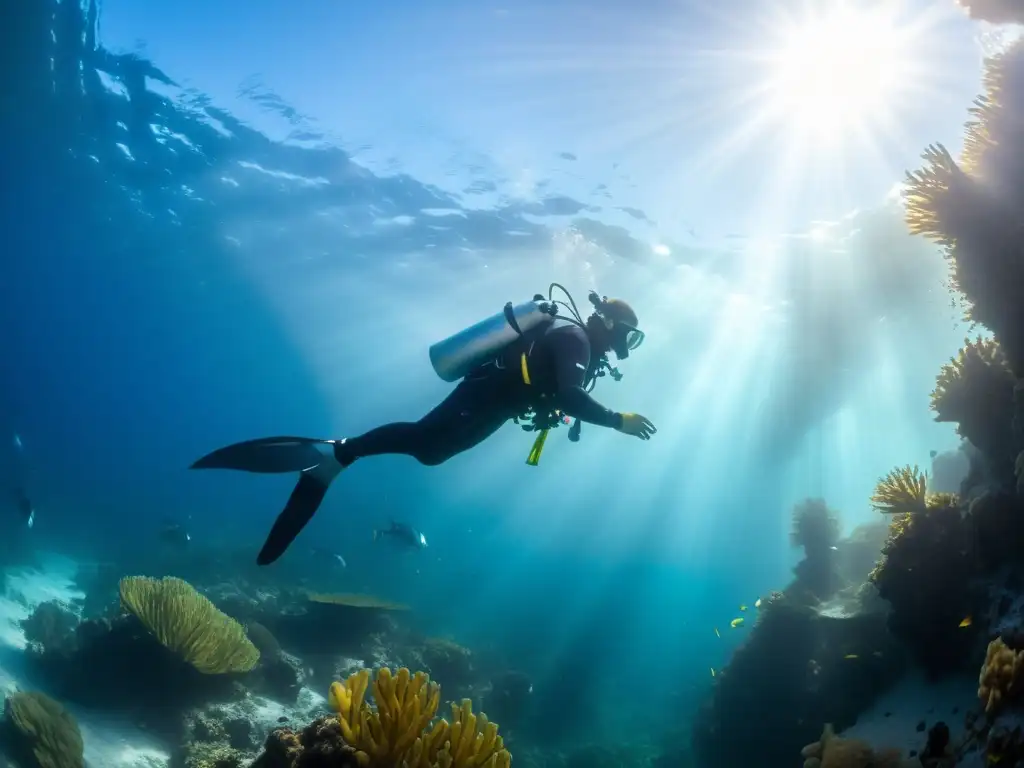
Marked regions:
[617,412,656,440]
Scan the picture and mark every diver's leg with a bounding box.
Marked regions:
[337,376,514,466]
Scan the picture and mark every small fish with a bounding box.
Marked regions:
[373,521,428,550]
[158,523,191,549]
[15,488,34,529]
[844,654,859,660]
[959,616,972,628]
[829,545,838,551]
[310,547,347,568]
[714,627,720,638]
[710,668,715,677]
[730,618,744,628]
[872,651,883,658]
[739,604,747,611]
[754,598,762,609]
[12,434,22,451]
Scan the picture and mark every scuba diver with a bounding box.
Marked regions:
[191,284,656,565]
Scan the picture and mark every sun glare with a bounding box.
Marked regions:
[761,4,916,140]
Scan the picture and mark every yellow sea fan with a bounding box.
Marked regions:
[118,576,259,674]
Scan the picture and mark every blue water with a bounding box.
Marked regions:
[0,0,997,758]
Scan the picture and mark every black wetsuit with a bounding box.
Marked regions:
[336,322,622,467]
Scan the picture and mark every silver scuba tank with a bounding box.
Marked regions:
[429,299,555,382]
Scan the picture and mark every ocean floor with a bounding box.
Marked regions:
[841,669,978,758]
[0,553,172,768]
[0,553,337,768]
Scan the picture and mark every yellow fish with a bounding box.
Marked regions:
[959,617,972,628]
[739,604,747,611]
[844,654,859,660]
[730,618,744,628]
[754,598,762,609]
[710,668,716,677]
[714,627,721,638]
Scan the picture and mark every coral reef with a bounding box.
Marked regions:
[21,609,246,740]
[419,638,475,695]
[250,668,512,768]
[119,575,260,674]
[868,499,977,677]
[790,498,843,601]
[329,667,511,768]
[250,716,361,768]
[931,338,1015,474]
[904,40,1024,377]
[978,637,1021,715]
[20,601,79,656]
[799,723,915,768]
[691,590,905,768]
[0,691,84,768]
[869,465,931,515]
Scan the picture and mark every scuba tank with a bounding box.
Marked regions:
[429,299,557,382]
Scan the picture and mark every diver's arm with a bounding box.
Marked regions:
[551,329,623,429]
[557,387,623,428]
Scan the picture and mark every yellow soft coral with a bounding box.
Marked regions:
[979,637,1024,715]
[869,465,958,517]
[328,668,510,768]
[119,576,259,674]
[870,466,928,515]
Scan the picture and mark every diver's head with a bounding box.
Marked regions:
[585,292,644,360]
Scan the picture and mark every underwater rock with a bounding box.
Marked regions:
[249,716,360,768]
[178,687,327,768]
[931,446,972,495]
[691,591,905,768]
[418,637,476,695]
[23,614,247,740]
[249,652,306,706]
[20,601,79,657]
[267,596,404,659]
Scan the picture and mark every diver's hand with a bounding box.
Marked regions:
[616,412,656,440]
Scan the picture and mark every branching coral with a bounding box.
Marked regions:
[979,637,1024,715]
[3,691,84,768]
[904,41,1024,375]
[328,667,511,768]
[119,576,259,674]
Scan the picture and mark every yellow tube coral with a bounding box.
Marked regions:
[328,668,511,768]
[119,575,259,674]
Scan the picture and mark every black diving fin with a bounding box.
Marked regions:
[190,436,337,474]
[191,436,348,566]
